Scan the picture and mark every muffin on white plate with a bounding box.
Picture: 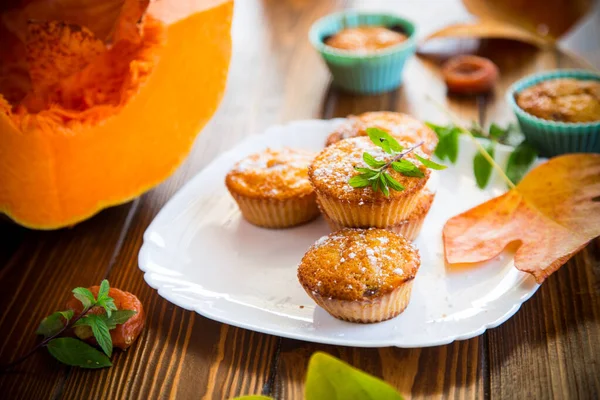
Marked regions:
[297,228,420,323]
[226,148,320,228]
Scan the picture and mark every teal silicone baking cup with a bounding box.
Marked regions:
[309,11,416,95]
[506,69,600,157]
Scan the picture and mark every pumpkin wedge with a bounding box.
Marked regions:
[0,0,233,229]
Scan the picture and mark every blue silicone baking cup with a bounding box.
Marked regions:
[309,11,417,95]
[506,69,600,157]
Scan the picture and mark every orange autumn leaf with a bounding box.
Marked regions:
[443,154,600,283]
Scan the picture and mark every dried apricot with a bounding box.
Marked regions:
[66,286,145,350]
[442,55,499,95]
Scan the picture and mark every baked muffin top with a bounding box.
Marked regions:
[326,112,438,155]
[324,26,407,52]
[516,78,600,123]
[309,137,430,203]
[226,148,315,200]
[297,228,420,301]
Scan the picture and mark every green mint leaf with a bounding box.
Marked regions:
[371,176,380,192]
[104,310,137,330]
[36,310,74,338]
[383,173,405,192]
[488,123,506,140]
[97,298,117,318]
[98,279,110,301]
[366,127,403,154]
[505,142,537,185]
[392,159,425,177]
[349,175,371,188]
[433,127,460,163]
[414,154,447,170]
[72,288,95,309]
[425,122,446,138]
[46,337,112,369]
[473,141,496,189]
[84,314,113,357]
[379,174,389,196]
[469,122,487,138]
[305,352,403,400]
[362,152,386,169]
[354,167,377,176]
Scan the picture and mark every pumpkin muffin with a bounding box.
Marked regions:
[515,78,600,123]
[326,111,438,155]
[309,136,430,229]
[324,26,407,53]
[298,228,420,323]
[323,188,435,241]
[226,148,320,228]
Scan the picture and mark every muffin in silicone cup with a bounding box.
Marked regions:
[226,148,320,228]
[309,11,417,95]
[297,228,420,323]
[308,136,430,229]
[506,69,600,156]
[323,188,435,241]
[325,111,438,155]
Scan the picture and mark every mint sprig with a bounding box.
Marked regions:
[348,127,446,196]
[426,121,537,189]
[2,280,137,370]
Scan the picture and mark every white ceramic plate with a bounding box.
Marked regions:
[138,119,539,348]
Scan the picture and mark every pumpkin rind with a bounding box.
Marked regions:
[0,0,233,229]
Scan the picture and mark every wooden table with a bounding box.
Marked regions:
[1,1,599,399]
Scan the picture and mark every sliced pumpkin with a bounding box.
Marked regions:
[0,0,233,229]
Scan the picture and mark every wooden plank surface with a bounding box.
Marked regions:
[1,1,599,399]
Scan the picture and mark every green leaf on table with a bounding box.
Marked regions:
[46,337,112,369]
[72,287,96,309]
[305,352,403,400]
[36,310,74,338]
[473,141,496,189]
[362,152,386,169]
[104,310,137,330]
[506,142,537,185]
[391,159,425,177]
[366,127,403,154]
[430,125,460,164]
[414,154,447,170]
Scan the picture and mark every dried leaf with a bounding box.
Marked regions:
[443,154,600,283]
[26,20,105,91]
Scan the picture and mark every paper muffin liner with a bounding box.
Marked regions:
[506,69,600,157]
[315,187,422,229]
[309,12,417,94]
[230,192,320,229]
[324,190,434,240]
[305,281,414,323]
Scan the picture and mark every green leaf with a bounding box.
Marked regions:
[366,127,403,154]
[379,174,389,196]
[83,315,113,357]
[414,154,447,170]
[104,310,137,330]
[97,297,117,318]
[433,127,460,163]
[362,152,386,169]
[383,173,405,192]
[72,288,95,309]
[488,123,506,140]
[36,310,74,338]
[473,142,496,189]
[392,159,425,177]
[349,175,371,188]
[505,142,537,185]
[46,337,112,369]
[98,280,110,301]
[371,176,380,192]
[305,352,403,400]
[354,167,377,176]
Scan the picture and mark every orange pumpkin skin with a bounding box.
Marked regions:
[0,1,233,229]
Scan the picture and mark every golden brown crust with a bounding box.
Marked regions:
[297,228,420,302]
[309,136,430,204]
[226,148,315,200]
[324,26,407,52]
[325,112,438,155]
[516,78,600,123]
